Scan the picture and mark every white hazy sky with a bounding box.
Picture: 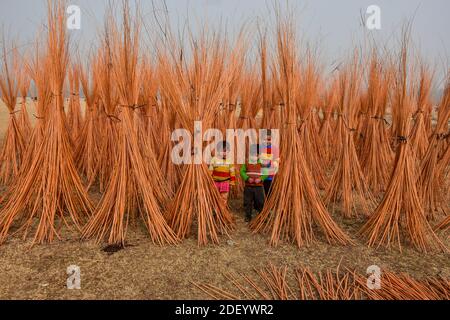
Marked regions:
[0,0,449,85]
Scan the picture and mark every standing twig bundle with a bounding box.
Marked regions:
[17,64,32,140]
[360,33,446,252]
[155,91,182,193]
[157,27,236,245]
[258,28,275,130]
[251,17,351,247]
[0,41,24,185]
[22,44,52,162]
[410,65,433,160]
[83,3,177,245]
[192,264,294,300]
[0,1,93,244]
[94,19,120,193]
[319,79,339,170]
[135,60,173,204]
[358,53,394,194]
[296,52,328,190]
[295,265,362,300]
[324,53,375,217]
[67,66,82,142]
[417,79,450,220]
[235,65,261,197]
[74,62,100,187]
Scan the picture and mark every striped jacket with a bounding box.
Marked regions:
[260,144,280,180]
[209,157,236,184]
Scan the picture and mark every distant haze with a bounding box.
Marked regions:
[1,0,449,88]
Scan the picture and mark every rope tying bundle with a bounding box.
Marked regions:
[118,103,147,110]
[105,114,121,122]
[371,115,390,125]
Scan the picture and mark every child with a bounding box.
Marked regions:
[260,129,279,197]
[240,144,268,222]
[209,141,235,202]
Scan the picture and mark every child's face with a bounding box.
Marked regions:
[264,136,272,144]
[219,149,228,158]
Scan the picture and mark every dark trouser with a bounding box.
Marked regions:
[263,179,273,197]
[244,186,265,219]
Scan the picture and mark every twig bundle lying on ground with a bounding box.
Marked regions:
[193,264,449,300]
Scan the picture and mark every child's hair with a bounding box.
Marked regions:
[217,141,231,152]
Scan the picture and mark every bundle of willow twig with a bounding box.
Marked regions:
[82,3,177,245]
[194,265,449,300]
[74,62,100,187]
[296,51,328,190]
[324,53,375,217]
[139,59,160,156]
[358,53,394,194]
[251,17,351,247]
[67,66,83,143]
[410,65,433,160]
[234,64,261,197]
[157,26,236,245]
[135,61,173,205]
[152,66,183,194]
[319,79,339,170]
[0,0,93,244]
[93,17,121,193]
[222,32,246,135]
[0,41,24,185]
[417,79,450,220]
[21,43,51,161]
[354,271,449,300]
[17,64,32,140]
[192,264,294,300]
[360,33,446,252]
[258,28,276,130]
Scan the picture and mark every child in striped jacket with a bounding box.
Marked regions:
[209,141,236,202]
[240,144,268,222]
